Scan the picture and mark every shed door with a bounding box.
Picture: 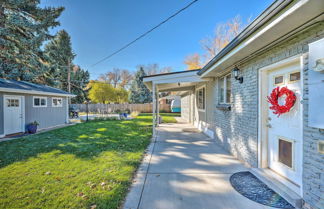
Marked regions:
[4,96,24,135]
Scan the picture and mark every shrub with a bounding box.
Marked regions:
[130,111,140,118]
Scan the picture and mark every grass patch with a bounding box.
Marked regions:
[140,113,181,123]
[0,114,159,209]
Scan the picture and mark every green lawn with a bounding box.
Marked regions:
[0,113,178,209]
[140,113,181,123]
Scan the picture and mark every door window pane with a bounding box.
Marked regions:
[6,99,19,107]
[14,99,19,107]
[289,72,300,82]
[274,75,284,85]
[278,139,293,168]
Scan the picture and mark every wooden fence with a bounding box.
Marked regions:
[71,103,171,113]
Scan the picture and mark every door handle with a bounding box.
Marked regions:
[266,123,272,128]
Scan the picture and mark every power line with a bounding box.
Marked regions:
[91,0,199,67]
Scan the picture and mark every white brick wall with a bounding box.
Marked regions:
[209,23,324,209]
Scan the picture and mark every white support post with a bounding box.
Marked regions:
[152,83,156,138]
[156,87,159,127]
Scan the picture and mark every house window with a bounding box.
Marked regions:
[196,87,205,111]
[219,74,231,104]
[33,97,47,107]
[52,98,63,107]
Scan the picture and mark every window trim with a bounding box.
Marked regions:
[33,96,47,107]
[218,73,231,104]
[196,85,206,112]
[52,97,63,107]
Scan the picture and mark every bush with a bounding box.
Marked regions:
[130,111,140,118]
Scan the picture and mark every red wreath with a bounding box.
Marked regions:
[267,86,296,117]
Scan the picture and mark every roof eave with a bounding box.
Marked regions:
[0,87,76,97]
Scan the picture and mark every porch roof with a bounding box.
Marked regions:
[143,69,210,92]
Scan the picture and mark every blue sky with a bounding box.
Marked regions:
[41,0,273,79]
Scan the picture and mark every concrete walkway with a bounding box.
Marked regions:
[124,122,275,209]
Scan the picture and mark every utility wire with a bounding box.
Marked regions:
[91,0,199,67]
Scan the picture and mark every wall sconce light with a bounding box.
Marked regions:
[233,67,243,83]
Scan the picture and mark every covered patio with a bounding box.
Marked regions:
[143,69,210,136]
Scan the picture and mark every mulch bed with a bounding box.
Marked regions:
[230,171,294,209]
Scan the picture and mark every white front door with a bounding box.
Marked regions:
[4,96,24,135]
[267,63,303,189]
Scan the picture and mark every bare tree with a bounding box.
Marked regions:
[137,64,172,76]
[98,68,133,89]
[107,68,121,88]
[98,73,110,83]
[200,15,245,63]
[184,53,202,70]
[160,66,172,74]
[120,69,133,88]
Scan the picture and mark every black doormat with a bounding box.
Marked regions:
[230,171,294,209]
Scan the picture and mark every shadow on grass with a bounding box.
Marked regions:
[0,116,152,169]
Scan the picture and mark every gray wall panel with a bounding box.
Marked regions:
[25,95,68,129]
[0,93,3,135]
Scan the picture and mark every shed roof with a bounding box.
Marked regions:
[0,79,74,96]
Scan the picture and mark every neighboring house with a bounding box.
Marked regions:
[0,79,74,137]
[159,95,181,112]
[144,1,324,209]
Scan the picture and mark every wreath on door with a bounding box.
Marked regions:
[267,86,296,117]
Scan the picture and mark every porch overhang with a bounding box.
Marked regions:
[143,69,210,92]
[143,69,211,138]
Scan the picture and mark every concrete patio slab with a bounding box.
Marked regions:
[139,173,275,209]
[149,143,247,174]
[123,123,276,209]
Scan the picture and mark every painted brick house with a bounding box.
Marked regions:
[143,0,324,208]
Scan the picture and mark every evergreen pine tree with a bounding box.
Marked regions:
[0,0,64,81]
[44,30,90,103]
[44,29,75,90]
[129,67,152,104]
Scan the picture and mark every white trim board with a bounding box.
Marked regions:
[0,87,75,97]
